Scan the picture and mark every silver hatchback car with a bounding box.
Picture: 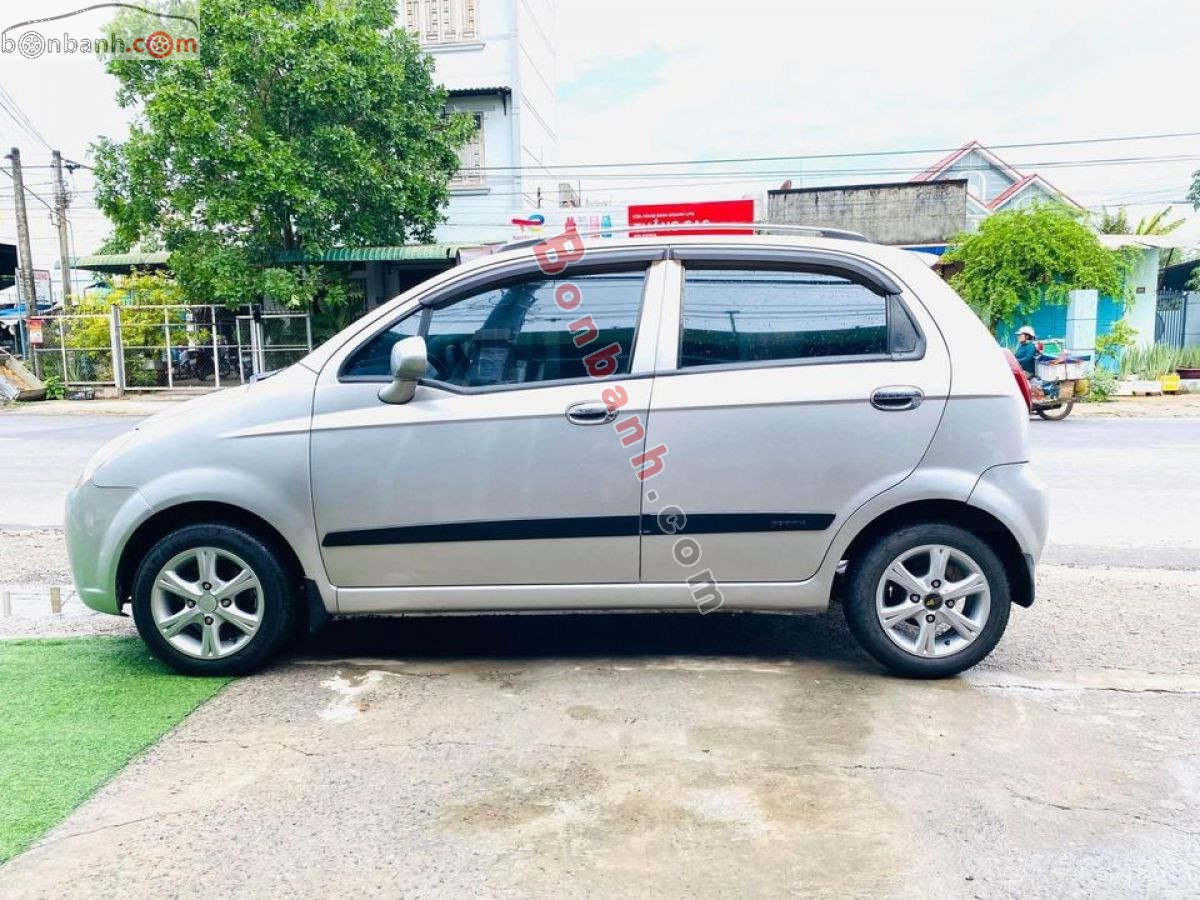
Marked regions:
[66,226,1048,677]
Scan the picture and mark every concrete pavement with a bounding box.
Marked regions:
[2,584,1199,898]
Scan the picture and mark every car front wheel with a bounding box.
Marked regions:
[842,523,1011,678]
[131,523,300,676]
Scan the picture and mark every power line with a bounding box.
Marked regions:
[468,130,1200,173]
[0,86,52,152]
[476,154,1200,183]
[0,166,57,213]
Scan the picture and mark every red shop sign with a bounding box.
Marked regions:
[627,199,755,236]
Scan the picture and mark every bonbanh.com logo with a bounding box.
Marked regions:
[1,3,199,62]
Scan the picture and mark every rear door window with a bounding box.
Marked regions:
[679,268,889,368]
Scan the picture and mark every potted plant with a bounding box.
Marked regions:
[1178,346,1200,381]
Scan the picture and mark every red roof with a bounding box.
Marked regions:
[911,140,1082,209]
[987,173,1037,209]
[911,140,983,183]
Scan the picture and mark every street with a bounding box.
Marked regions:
[1,412,1199,897]
[4,412,1200,565]
[0,416,136,529]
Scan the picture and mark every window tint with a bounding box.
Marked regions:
[344,269,647,386]
[679,268,888,368]
[343,308,423,378]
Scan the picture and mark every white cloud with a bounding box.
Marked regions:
[0,0,1196,273]
[552,0,1200,234]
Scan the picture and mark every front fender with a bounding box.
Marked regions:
[135,465,331,609]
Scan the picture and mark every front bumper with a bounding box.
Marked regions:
[65,482,153,615]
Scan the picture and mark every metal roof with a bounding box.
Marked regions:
[71,251,172,272]
[271,244,463,263]
[72,245,464,272]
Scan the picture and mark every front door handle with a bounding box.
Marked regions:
[871,386,924,411]
[566,400,618,426]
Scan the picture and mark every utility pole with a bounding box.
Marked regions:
[52,150,73,307]
[6,147,38,347]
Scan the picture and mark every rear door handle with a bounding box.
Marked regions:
[871,386,924,411]
[566,401,618,426]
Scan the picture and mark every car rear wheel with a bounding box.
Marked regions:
[131,523,300,676]
[842,523,1011,678]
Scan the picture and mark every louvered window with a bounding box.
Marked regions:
[404,0,478,44]
[451,113,485,186]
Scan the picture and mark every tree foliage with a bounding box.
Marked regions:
[942,204,1129,330]
[47,272,197,386]
[92,0,471,309]
[1094,205,1184,236]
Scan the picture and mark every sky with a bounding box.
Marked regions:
[0,0,1197,290]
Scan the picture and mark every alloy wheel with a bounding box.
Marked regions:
[874,543,991,658]
[149,546,263,660]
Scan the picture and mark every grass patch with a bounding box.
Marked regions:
[0,637,230,862]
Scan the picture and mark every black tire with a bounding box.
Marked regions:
[1036,398,1074,420]
[131,523,300,676]
[842,522,1011,678]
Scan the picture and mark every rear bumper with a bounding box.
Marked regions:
[968,462,1049,563]
[65,482,152,615]
[968,462,1048,607]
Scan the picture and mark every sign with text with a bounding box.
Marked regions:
[628,199,755,236]
[510,206,629,240]
[15,268,52,306]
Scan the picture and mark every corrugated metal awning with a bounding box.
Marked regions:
[271,244,464,263]
[72,245,465,272]
[70,251,171,272]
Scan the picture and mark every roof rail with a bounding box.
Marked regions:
[498,221,869,252]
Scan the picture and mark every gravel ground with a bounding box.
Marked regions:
[0,530,134,638]
[1073,392,1200,417]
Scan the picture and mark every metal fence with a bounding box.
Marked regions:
[1156,290,1187,348]
[31,305,312,394]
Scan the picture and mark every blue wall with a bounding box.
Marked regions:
[997,294,1124,355]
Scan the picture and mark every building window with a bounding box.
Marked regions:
[404,0,478,45]
[451,113,485,187]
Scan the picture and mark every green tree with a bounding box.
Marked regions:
[54,272,199,386]
[92,0,471,311]
[942,204,1129,330]
[1095,205,1184,236]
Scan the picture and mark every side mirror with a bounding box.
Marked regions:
[378,336,427,404]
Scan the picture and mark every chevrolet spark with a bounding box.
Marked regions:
[66,227,1048,678]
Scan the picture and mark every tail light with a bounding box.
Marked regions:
[1001,348,1032,411]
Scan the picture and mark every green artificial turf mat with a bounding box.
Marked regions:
[0,637,230,862]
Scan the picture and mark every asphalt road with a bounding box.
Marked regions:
[3,412,1199,567]
[0,416,138,529]
[2,411,1199,898]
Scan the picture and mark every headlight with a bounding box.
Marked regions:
[75,430,137,488]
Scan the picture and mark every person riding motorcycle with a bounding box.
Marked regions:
[1014,326,1038,377]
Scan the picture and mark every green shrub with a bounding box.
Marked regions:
[41,373,65,400]
[1120,343,1185,379]
[1084,368,1117,402]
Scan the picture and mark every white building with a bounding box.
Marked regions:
[402,0,559,242]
